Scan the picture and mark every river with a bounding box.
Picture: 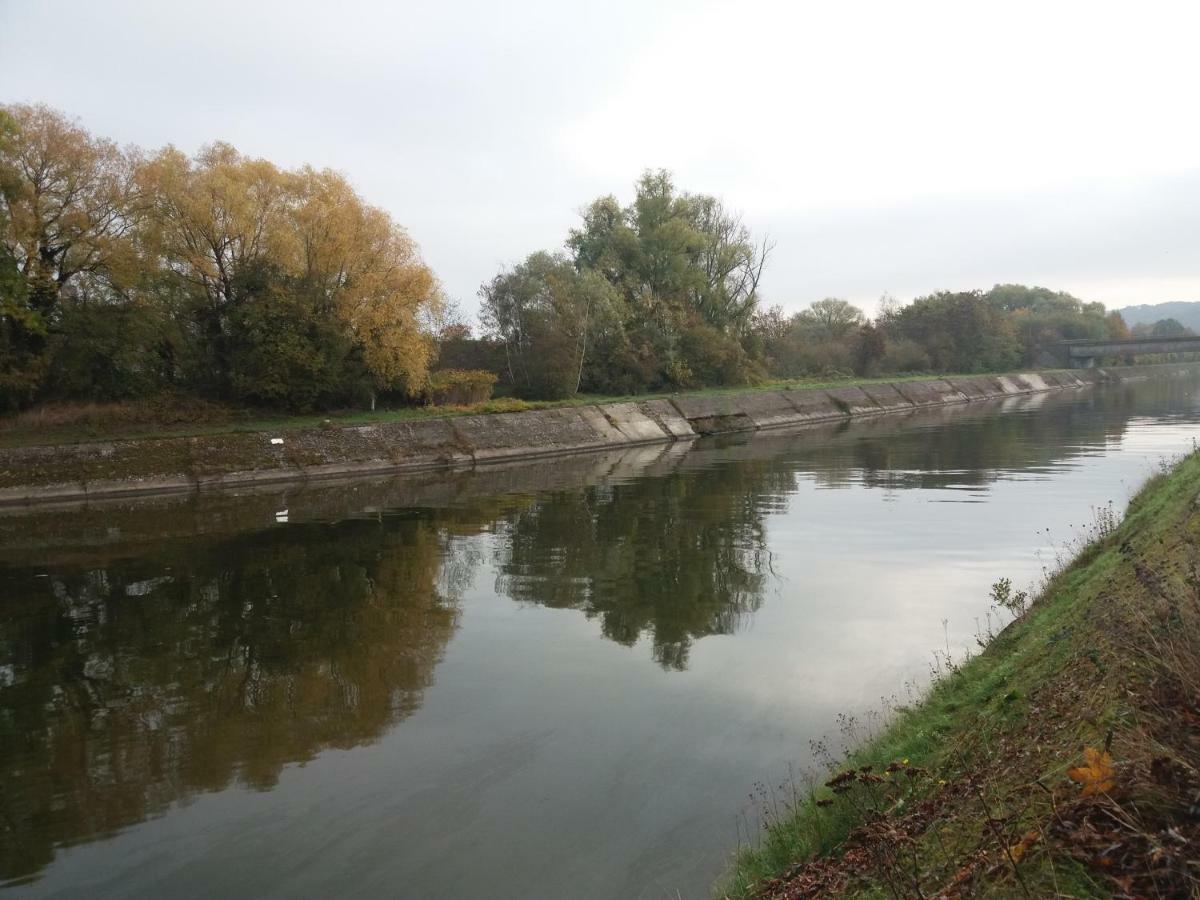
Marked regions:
[3,376,1200,898]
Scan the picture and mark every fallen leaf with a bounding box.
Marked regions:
[1068,747,1115,797]
[1007,830,1040,863]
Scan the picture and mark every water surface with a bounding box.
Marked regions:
[3,377,1200,898]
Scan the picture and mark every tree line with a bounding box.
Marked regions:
[748,286,1130,379]
[475,178,1138,398]
[2,104,1148,414]
[0,104,442,413]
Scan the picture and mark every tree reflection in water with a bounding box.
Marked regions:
[0,516,464,884]
[493,461,786,670]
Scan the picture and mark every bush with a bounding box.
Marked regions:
[582,331,663,395]
[781,340,856,377]
[878,338,932,374]
[677,321,760,387]
[428,369,497,406]
[224,274,372,412]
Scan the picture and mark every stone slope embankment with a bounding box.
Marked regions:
[0,364,1194,506]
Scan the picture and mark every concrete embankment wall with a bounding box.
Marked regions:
[1,363,1196,507]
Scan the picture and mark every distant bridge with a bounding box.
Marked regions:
[1038,336,1200,368]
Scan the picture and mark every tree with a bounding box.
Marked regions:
[0,110,46,409]
[480,251,620,399]
[1106,311,1132,341]
[984,284,1109,364]
[0,104,139,309]
[687,193,771,333]
[853,322,887,375]
[565,170,768,390]
[0,239,44,410]
[224,262,371,411]
[138,145,441,402]
[291,165,440,396]
[1150,317,1192,337]
[885,290,1021,372]
[0,105,141,408]
[43,298,176,402]
[795,298,864,340]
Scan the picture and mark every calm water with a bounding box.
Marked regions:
[4,378,1200,898]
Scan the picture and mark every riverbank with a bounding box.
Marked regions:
[721,449,1200,897]
[2,364,1197,507]
[0,370,1108,450]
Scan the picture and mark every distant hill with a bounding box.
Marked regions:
[1116,301,1200,332]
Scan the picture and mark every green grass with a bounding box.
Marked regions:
[0,369,1062,450]
[718,451,1200,898]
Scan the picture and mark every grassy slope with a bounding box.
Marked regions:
[721,452,1200,898]
[0,371,1045,450]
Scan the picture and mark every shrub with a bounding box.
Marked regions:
[429,369,498,406]
[472,397,530,414]
[878,338,932,374]
[677,321,760,387]
[786,340,856,377]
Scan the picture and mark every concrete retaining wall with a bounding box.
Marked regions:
[2,363,1197,507]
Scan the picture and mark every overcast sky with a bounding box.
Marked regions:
[3,0,1198,321]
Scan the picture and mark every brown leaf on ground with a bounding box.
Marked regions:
[1006,829,1039,863]
[1068,747,1116,797]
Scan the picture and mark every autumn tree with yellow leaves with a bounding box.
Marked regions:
[0,104,143,408]
[0,104,442,411]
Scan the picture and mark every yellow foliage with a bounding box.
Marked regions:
[136,144,441,392]
[1067,747,1115,797]
[0,103,140,295]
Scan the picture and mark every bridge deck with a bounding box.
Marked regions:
[1067,337,1200,358]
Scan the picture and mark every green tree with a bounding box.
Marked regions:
[886,290,1021,372]
[0,109,45,408]
[795,297,864,340]
[1150,317,1192,337]
[984,284,1109,364]
[224,263,372,411]
[480,251,620,399]
[44,299,177,402]
[565,170,768,391]
[853,322,887,375]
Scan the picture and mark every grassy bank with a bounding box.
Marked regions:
[0,371,1051,450]
[721,451,1200,898]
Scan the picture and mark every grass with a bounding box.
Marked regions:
[0,370,1057,450]
[719,449,1200,898]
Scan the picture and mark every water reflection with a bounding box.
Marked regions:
[2,376,1199,889]
[0,517,463,885]
[494,457,786,669]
